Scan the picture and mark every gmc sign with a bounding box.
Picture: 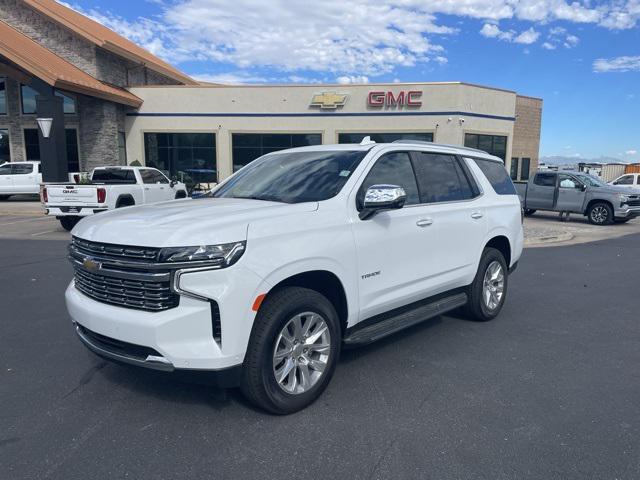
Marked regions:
[367,90,422,108]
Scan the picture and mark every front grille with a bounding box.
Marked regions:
[73,267,179,311]
[70,237,178,312]
[72,236,160,262]
[627,199,640,207]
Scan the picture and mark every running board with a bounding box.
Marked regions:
[343,292,468,346]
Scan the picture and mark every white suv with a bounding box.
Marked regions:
[66,141,523,413]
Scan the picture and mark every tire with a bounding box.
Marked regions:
[116,198,134,208]
[59,216,80,231]
[0,195,9,201]
[524,209,536,216]
[241,287,341,414]
[175,191,187,199]
[464,248,508,322]
[587,202,613,225]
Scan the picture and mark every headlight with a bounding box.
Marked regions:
[618,194,629,203]
[158,241,246,267]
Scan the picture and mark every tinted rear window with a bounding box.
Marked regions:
[92,169,136,184]
[471,158,517,195]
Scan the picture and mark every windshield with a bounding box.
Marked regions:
[213,150,368,203]
[577,174,606,187]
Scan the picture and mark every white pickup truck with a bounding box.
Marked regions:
[0,161,42,199]
[43,166,188,231]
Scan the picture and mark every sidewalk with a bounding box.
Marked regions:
[0,196,44,216]
[524,211,640,247]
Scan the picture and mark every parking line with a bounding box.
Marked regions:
[0,216,50,226]
[31,230,58,237]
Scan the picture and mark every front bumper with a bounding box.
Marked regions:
[74,323,242,387]
[615,205,640,219]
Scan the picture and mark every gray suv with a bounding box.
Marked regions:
[515,171,640,225]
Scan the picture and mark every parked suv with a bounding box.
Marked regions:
[66,141,523,413]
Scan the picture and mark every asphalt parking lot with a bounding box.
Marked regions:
[1,216,640,479]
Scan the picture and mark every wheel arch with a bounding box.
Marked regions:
[585,198,613,216]
[484,235,511,268]
[116,194,135,208]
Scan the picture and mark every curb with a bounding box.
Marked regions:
[525,232,574,247]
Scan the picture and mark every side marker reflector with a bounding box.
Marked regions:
[252,294,266,312]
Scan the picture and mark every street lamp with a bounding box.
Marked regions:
[36,117,53,138]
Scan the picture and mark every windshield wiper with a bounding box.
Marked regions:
[232,195,286,203]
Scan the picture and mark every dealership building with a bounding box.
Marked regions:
[0,0,542,187]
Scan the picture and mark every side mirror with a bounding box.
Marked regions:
[170,180,177,188]
[580,184,587,191]
[359,184,407,220]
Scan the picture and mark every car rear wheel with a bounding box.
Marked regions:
[241,287,341,414]
[59,216,80,231]
[464,247,508,322]
[524,208,536,216]
[587,202,613,225]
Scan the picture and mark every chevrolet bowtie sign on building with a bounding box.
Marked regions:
[310,92,349,109]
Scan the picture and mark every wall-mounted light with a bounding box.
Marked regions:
[36,118,53,138]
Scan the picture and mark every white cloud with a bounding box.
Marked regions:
[514,27,540,44]
[593,56,640,72]
[542,41,556,50]
[626,149,638,155]
[336,75,369,84]
[192,72,269,84]
[64,0,640,80]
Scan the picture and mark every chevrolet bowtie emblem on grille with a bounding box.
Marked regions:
[310,92,348,109]
[82,257,101,272]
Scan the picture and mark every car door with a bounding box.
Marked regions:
[526,172,557,210]
[139,169,166,203]
[11,163,37,194]
[350,151,435,320]
[410,151,487,285]
[150,169,172,200]
[556,174,586,212]
[0,163,12,193]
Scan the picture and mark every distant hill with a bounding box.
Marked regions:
[540,155,629,165]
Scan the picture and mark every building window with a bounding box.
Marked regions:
[232,133,322,172]
[144,132,217,188]
[23,128,80,171]
[0,129,9,162]
[338,132,433,144]
[464,134,507,162]
[21,85,76,114]
[118,132,127,164]
[0,77,6,115]
[521,157,531,180]
[510,157,519,180]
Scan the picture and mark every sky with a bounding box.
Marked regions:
[65,0,640,161]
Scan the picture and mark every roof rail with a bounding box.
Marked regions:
[391,139,488,155]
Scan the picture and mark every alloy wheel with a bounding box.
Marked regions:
[482,261,505,311]
[591,206,608,224]
[272,312,331,394]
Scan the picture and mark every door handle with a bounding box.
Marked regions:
[416,218,433,227]
[471,212,483,219]
[144,187,150,190]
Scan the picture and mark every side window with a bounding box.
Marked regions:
[412,152,475,203]
[140,170,156,184]
[151,170,169,184]
[11,164,33,174]
[471,158,517,195]
[637,176,640,185]
[358,152,419,208]
[534,173,556,187]
[0,164,12,175]
[559,174,580,189]
[614,175,633,185]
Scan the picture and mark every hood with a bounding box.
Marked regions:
[72,197,318,247]
[594,184,639,195]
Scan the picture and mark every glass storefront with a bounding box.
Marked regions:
[464,133,507,162]
[144,132,217,190]
[0,129,9,162]
[338,132,433,144]
[23,128,79,171]
[232,133,322,172]
[21,85,76,114]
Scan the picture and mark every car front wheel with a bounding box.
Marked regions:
[59,216,80,231]
[588,202,613,225]
[464,247,508,322]
[241,287,341,414]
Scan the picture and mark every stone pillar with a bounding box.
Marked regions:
[35,91,68,182]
